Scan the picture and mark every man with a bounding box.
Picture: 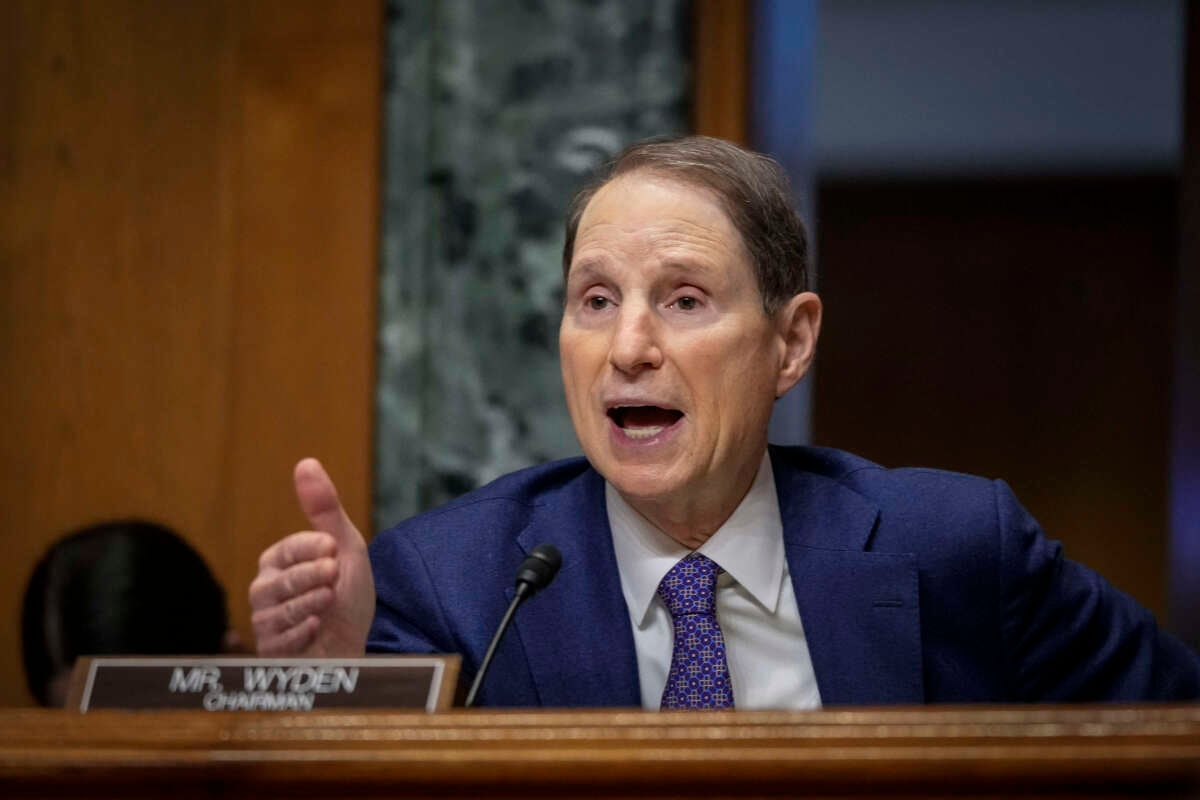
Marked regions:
[250,136,1200,707]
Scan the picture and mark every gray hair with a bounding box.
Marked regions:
[562,135,810,315]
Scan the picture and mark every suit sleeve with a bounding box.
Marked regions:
[995,480,1200,701]
[365,529,456,656]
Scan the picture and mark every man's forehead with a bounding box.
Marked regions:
[569,173,748,270]
[580,171,725,221]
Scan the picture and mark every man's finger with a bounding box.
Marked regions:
[293,458,358,545]
[251,585,336,636]
[257,531,337,572]
[256,616,320,657]
[248,557,338,610]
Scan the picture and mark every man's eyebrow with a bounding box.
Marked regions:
[662,257,709,272]
[567,257,720,285]
[566,259,607,283]
[659,258,717,279]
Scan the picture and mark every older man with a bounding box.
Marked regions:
[250,136,1199,708]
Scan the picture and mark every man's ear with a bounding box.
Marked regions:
[774,291,822,398]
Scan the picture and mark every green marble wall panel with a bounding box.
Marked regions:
[375,0,690,529]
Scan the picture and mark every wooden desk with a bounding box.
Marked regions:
[1,705,1197,798]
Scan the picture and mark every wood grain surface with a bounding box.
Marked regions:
[0,0,381,705]
[0,705,1197,798]
[693,0,750,145]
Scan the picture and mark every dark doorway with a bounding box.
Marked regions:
[813,176,1176,618]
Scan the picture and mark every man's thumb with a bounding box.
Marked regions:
[293,458,357,544]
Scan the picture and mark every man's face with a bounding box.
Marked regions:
[559,172,790,511]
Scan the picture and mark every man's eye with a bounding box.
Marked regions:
[586,296,610,311]
[673,296,700,311]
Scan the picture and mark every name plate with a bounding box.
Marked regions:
[67,655,460,712]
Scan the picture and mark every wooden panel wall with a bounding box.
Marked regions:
[692,0,749,145]
[0,1,381,706]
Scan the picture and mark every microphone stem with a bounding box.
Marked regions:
[463,585,528,708]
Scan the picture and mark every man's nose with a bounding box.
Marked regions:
[609,302,663,374]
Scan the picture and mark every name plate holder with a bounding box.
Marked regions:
[66,655,460,712]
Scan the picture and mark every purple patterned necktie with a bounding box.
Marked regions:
[657,552,735,709]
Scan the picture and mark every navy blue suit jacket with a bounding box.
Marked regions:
[366,446,1200,706]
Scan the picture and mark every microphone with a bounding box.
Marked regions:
[463,544,562,708]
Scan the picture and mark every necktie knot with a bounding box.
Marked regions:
[657,552,721,617]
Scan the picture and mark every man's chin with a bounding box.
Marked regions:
[596,462,688,504]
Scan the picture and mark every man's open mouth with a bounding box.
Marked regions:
[607,406,685,440]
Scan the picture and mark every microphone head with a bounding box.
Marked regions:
[513,543,562,598]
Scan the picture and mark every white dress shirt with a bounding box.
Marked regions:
[607,452,823,710]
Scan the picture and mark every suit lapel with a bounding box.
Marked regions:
[509,468,641,707]
[772,449,925,705]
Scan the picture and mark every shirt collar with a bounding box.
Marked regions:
[607,452,786,627]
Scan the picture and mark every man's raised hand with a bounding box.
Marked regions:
[249,459,376,657]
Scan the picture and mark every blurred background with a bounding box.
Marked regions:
[2,0,1197,706]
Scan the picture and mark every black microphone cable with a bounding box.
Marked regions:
[463,543,562,708]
